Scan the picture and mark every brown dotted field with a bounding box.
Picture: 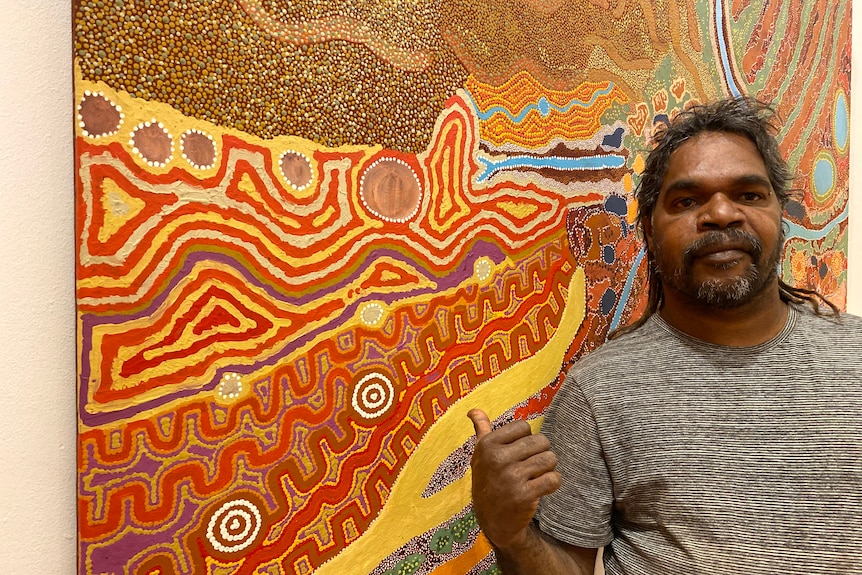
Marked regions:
[74,0,467,152]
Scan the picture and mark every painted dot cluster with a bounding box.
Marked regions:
[371,509,486,575]
[279,150,313,191]
[130,119,174,167]
[78,89,219,170]
[360,302,385,326]
[181,128,218,169]
[216,372,244,401]
[74,0,468,152]
[439,512,477,548]
[383,553,425,575]
[351,372,395,420]
[474,257,493,282]
[205,498,262,553]
[439,0,678,90]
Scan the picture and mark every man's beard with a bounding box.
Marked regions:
[654,228,782,309]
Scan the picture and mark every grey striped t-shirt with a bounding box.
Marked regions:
[536,304,862,574]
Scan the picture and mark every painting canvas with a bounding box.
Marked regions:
[75,1,851,573]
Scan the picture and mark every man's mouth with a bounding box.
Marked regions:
[683,230,762,267]
[696,248,749,266]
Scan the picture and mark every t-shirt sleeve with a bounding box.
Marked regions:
[535,368,615,548]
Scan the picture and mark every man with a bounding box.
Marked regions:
[468,97,862,574]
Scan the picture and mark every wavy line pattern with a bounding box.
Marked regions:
[75,1,850,574]
[76,77,630,574]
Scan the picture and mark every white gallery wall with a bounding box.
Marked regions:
[0,2,77,569]
[0,1,860,571]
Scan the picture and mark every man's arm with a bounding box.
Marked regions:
[468,409,598,575]
[492,522,597,574]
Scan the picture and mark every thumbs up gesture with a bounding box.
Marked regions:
[468,409,561,551]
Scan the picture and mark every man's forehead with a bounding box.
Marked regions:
[660,173,773,196]
[663,132,768,178]
[669,130,762,155]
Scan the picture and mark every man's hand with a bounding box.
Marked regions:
[468,409,562,551]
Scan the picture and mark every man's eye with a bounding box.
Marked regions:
[740,192,764,202]
[673,197,696,208]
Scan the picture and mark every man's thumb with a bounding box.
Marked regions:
[467,408,493,439]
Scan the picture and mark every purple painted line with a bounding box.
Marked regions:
[82,240,506,323]
[86,452,164,488]
[79,240,508,426]
[89,239,507,323]
[84,489,201,575]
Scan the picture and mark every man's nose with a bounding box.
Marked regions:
[697,193,743,230]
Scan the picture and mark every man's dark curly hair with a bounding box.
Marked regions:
[612,97,838,338]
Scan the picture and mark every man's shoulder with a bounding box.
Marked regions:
[794,304,862,337]
[568,316,669,378]
[834,309,862,326]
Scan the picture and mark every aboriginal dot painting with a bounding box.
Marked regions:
[75,2,851,574]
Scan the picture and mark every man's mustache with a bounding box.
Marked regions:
[681,229,763,267]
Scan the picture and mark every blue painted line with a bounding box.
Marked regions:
[715,0,742,98]
[610,245,646,332]
[783,203,849,241]
[476,153,626,182]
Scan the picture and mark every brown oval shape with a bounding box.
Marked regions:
[360,159,422,222]
[181,130,216,169]
[78,92,122,137]
[131,121,173,166]
[280,151,313,190]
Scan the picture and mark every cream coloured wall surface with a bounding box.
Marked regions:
[0,1,859,571]
[0,1,77,571]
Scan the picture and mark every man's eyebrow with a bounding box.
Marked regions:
[662,174,773,195]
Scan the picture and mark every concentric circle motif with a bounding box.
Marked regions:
[280,150,313,191]
[474,257,493,282]
[78,90,123,138]
[359,302,386,327]
[205,498,262,554]
[811,151,836,202]
[130,119,174,167]
[359,158,422,223]
[351,372,396,420]
[216,372,244,403]
[181,129,217,169]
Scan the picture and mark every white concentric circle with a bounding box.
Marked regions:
[205,498,262,553]
[351,372,395,419]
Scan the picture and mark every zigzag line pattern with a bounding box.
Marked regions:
[75,1,851,573]
[76,80,618,574]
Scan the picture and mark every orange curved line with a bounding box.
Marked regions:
[425,533,493,575]
[238,0,431,72]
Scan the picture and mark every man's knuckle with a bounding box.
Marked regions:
[535,433,552,451]
[497,463,519,483]
[505,419,530,437]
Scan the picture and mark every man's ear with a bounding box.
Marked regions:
[642,214,654,251]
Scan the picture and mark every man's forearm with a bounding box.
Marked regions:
[491,523,596,575]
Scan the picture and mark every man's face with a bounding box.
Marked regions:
[645,131,784,309]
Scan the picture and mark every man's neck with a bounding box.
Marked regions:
[658,286,789,347]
